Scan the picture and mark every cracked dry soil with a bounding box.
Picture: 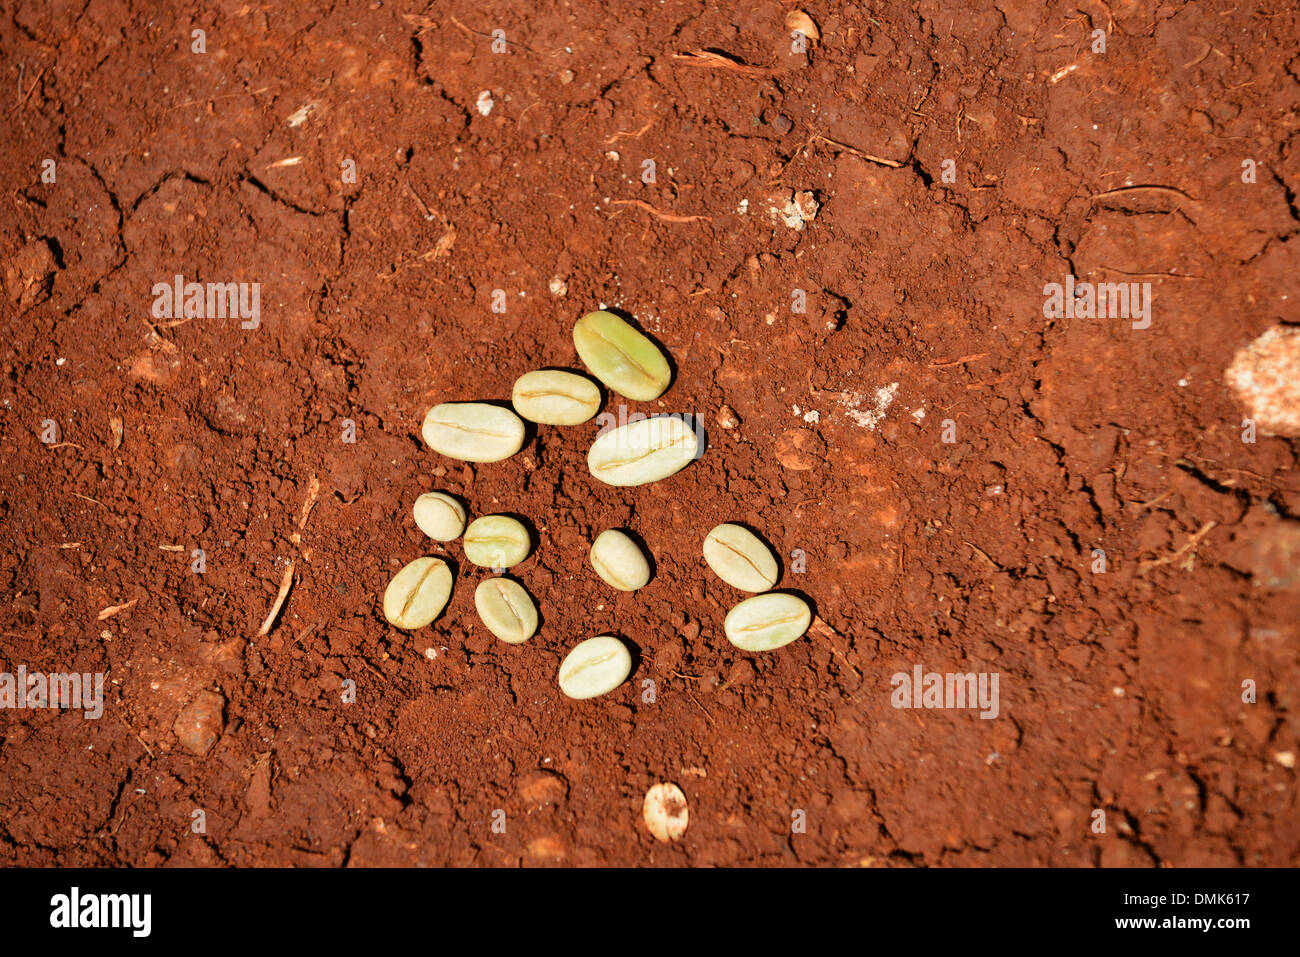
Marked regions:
[1,0,1298,866]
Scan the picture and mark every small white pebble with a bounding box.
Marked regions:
[56,357,66,366]
[1275,751,1296,769]
[286,102,315,127]
[1178,378,1189,387]
[643,782,689,842]
[1224,326,1300,437]
[802,410,820,424]
[476,90,494,116]
[548,277,568,297]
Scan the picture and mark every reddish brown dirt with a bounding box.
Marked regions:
[2,0,1298,867]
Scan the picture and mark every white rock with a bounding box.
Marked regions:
[1225,325,1300,436]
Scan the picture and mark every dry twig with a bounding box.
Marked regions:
[259,475,321,636]
[671,50,771,76]
[929,353,988,368]
[609,199,712,223]
[1139,521,1217,575]
[604,120,653,144]
[814,135,903,168]
[97,598,138,621]
[258,562,295,637]
[1090,184,1199,203]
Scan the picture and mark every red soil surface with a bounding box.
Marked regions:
[1,0,1298,866]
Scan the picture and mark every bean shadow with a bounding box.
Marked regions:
[499,571,545,635]
[436,553,461,581]
[608,632,644,683]
[772,587,819,627]
[615,526,658,584]
[494,512,540,565]
[727,522,785,582]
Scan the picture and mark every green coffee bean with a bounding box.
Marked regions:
[511,370,601,425]
[463,515,531,568]
[557,635,632,699]
[412,492,466,541]
[587,415,699,486]
[703,523,779,592]
[382,557,453,629]
[421,402,526,462]
[474,578,538,644]
[723,592,811,651]
[573,310,671,401]
[589,529,651,591]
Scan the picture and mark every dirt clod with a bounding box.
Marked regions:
[173,690,226,757]
[775,428,825,469]
[4,238,58,307]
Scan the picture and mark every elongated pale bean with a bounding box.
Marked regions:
[421,402,525,462]
[590,529,651,591]
[573,310,671,401]
[474,578,538,644]
[382,557,453,629]
[723,592,811,651]
[703,523,779,592]
[557,636,632,699]
[463,515,531,568]
[587,415,700,486]
[412,492,466,541]
[511,370,601,425]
